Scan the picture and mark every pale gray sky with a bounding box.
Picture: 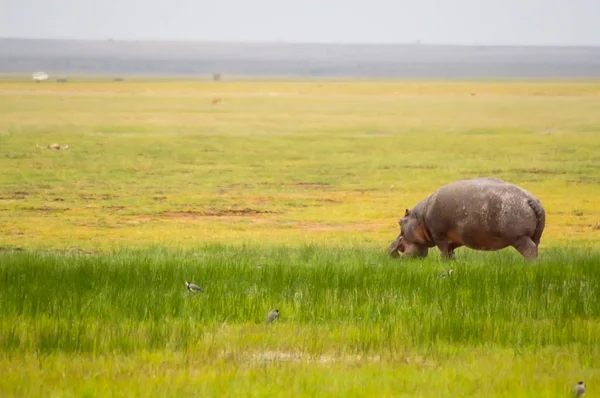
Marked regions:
[1,0,599,46]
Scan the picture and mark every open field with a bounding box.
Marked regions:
[1,79,600,250]
[1,79,600,396]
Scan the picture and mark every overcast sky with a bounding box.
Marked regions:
[1,0,598,46]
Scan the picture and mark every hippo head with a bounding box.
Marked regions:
[388,208,430,258]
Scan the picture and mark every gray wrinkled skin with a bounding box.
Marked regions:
[388,177,546,261]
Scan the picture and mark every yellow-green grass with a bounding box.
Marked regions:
[1,79,600,250]
[1,349,597,397]
[1,79,600,397]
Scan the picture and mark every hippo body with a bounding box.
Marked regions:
[388,177,545,260]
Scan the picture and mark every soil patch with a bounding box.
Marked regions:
[319,198,342,204]
[159,208,279,218]
[104,205,125,210]
[0,191,29,200]
[21,206,70,212]
[401,164,438,170]
[0,246,24,252]
[293,182,330,188]
[79,194,116,200]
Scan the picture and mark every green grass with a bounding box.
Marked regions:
[1,80,600,250]
[3,246,600,351]
[1,247,599,396]
[1,79,600,396]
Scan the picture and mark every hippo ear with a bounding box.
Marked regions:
[404,208,410,217]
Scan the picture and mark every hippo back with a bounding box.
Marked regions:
[424,177,541,245]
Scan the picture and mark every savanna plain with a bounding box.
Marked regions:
[1,78,600,397]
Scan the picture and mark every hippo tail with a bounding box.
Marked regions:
[527,198,545,245]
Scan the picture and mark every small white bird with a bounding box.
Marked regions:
[267,309,279,324]
[439,269,454,278]
[574,381,585,397]
[185,281,204,293]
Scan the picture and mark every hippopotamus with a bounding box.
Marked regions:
[388,177,545,261]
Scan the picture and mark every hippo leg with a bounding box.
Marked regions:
[435,242,462,260]
[512,236,538,261]
[436,241,454,260]
[447,243,462,259]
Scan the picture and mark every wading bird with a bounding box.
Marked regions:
[185,281,204,293]
[267,309,279,324]
[438,269,454,278]
[574,381,585,397]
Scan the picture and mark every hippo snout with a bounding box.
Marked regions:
[388,235,403,257]
[388,234,429,259]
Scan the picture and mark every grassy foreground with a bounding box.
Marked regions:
[1,78,600,396]
[1,247,600,397]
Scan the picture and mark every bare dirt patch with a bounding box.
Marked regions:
[355,188,380,193]
[0,191,30,200]
[159,208,279,219]
[401,164,438,170]
[79,194,116,200]
[220,183,256,190]
[21,206,70,212]
[104,205,125,210]
[292,182,331,189]
[319,198,342,204]
[0,246,24,252]
[218,182,331,191]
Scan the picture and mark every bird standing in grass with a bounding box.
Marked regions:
[267,309,279,324]
[438,269,454,278]
[185,281,204,293]
[574,381,585,397]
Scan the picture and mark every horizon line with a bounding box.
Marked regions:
[2,36,600,49]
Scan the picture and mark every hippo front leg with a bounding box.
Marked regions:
[447,243,462,259]
[436,242,461,260]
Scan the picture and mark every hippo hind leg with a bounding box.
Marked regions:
[512,236,538,261]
